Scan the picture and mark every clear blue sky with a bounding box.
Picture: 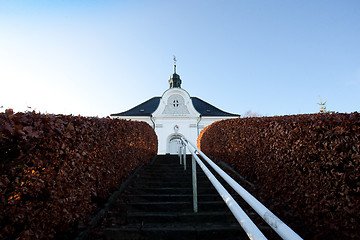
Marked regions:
[1,0,359,117]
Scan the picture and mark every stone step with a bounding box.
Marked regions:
[138,173,208,179]
[138,167,226,179]
[133,177,210,183]
[132,177,209,184]
[101,223,251,240]
[127,184,239,197]
[141,163,189,168]
[150,159,192,165]
[125,193,222,202]
[105,211,247,226]
[126,187,219,195]
[135,174,197,180]
[115,200,230,212]
[138,170,194,175]
[124,211,241,224]
[133,174,211,182]
[140,166,190,171]
[136,174,206,181]
[138,168,205,173]
[132,181,214,188]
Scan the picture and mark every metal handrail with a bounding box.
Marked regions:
[179,136,303,240]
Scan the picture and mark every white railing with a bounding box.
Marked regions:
[178,136,303,240]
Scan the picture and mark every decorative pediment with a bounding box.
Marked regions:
[152,88,200,118]
[162,94,190,114]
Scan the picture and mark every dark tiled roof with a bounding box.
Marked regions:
[191,97,239,116]
[110,97,161,117]
[111,96,239,117]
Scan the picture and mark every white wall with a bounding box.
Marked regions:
[154,117,199,154]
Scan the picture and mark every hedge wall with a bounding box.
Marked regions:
[0,110,157,239]
[199,113,360,239]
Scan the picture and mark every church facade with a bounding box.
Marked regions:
[111,65,239,154]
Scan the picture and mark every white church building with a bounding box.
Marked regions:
[111,64,239,154]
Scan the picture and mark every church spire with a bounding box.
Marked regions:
[169,56,182,88]
[173,55,177,74]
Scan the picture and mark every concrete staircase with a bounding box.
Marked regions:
[90,155,275,240]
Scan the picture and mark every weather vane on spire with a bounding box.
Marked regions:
[173,55,177,73]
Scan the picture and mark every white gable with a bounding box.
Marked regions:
[153,88,199,118]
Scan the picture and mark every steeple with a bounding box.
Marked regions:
[169,56,182,88]
[174,56,177,74]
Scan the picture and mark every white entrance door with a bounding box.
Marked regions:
[168,136,182,155]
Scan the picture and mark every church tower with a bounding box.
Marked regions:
[168,57,182,88]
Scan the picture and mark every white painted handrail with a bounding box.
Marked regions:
[182,139,267,240]
[180,136,303,240]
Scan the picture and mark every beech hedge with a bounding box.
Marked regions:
[0,109,157,239]
[199,113,360,239]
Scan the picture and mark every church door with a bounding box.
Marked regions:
[168,136,182,155]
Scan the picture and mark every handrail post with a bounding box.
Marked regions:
[183,145,187,171]
[179,146,182,165]
[192,155,198,213]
